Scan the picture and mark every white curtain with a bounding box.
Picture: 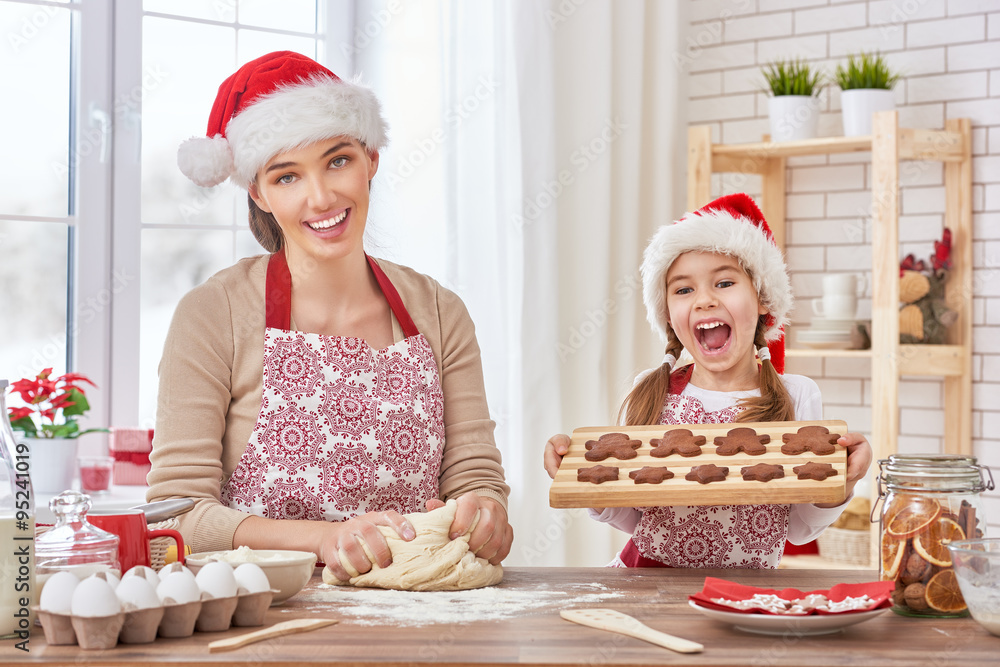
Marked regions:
[356,0,682,566]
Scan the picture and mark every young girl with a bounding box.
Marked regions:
[148,51,512,582]
[544,193,872,568]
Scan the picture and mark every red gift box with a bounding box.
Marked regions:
[109,427,153,485]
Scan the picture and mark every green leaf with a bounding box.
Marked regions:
[61,387,91,418]
[835,52,900,90]
[761,58,825,97]
[10,417,37,437]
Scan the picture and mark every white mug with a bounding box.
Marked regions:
[822,273,863,297]
[812,294,858,320]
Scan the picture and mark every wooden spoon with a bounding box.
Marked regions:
[208,618,338,653]
[560,608,703,654]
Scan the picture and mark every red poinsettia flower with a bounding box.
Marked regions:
[932,228,952,271]
[5,369,106,439]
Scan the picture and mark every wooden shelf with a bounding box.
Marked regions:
[689,111,973,570]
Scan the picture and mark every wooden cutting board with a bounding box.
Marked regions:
[549,420,848,508]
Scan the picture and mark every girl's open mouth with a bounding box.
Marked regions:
[696,321,732,353]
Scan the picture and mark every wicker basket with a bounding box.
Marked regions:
[817,527,872,566]
[149,517,180,572]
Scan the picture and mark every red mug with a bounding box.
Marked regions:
[89,509,186,573]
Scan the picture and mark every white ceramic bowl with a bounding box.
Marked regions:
[946,538,1000,637]
[184,550,317,605]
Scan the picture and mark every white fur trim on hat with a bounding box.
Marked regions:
[225,74,388,187]
[640,208,792,343]
[177,134,234,187]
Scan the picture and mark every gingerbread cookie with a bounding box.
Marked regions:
[781,425,840,456]
[714,427,770,456]
[584,432,642,461]
[629,466,675,484]
[650,429,706,457]
[741,462,785,482]
[685,464,730,484]
[793,462,838,481]
[577,465,620,484]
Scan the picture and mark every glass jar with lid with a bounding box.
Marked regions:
[35,490,120,595]
[876,454,994,617]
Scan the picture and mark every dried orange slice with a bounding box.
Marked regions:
[925,569,967,613]
[913,517,965,567]
[886,498,942,538]
[881,535,906,580]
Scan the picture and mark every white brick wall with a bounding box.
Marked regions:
[684,0,1000,530]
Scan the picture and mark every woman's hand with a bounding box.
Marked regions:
[425,494,513,565]
[816,432,873,508]
[544,434,570,479]
[319,510,415,582]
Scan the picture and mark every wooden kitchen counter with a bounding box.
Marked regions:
[21,567,997,666]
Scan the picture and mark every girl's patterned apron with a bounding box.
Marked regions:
[618,365,790,569]
[221,252,445,521]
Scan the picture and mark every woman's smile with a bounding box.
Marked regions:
[305,207,350,235]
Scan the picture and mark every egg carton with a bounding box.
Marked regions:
[37,562,277,649]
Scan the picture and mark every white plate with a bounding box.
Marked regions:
[688,600,887,636]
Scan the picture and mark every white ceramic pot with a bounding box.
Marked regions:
[24,436,78,494]
[768,95,820,142]
[840,88,895,137]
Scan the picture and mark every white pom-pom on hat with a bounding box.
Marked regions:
[177,134,234,187]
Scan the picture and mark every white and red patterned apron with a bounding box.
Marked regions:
[618,365,790,569]
[221,252,445,522]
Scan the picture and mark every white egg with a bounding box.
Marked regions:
[233,563,271,594]
[122,565,160,586]
[158,562,194,582]
[39,571,80,613]
[156,571,202,604]
[71,576,122,617]
[195,561,238,599]
[115,575,162,610]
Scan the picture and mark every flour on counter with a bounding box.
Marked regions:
[292,582,623,626]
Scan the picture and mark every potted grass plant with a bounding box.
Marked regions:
[836,52,900,136]
[762,58,825,142]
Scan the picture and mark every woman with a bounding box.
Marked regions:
[148,51,512,582]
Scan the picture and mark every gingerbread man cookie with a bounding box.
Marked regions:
[628,466,675,484]
[741,462,785,482]
[714,427,770,456]
[685,464,730,484]
[577,465,620,484]
[584,432,642,461]
[781,425,841,456]
[793,462,838,481]
[650,429,706,458]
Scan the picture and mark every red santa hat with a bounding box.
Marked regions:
[177,50,389,188]
[641,193,791,373]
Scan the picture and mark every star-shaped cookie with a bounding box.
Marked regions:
[650,429,706,457]
[584,432,642,461]
[781,425,841,456]
[714,427,770,455]
[628,466,675,484]
[685,464,730,484]
[577,465,620,484]
[793,462,838,481]
[741,462,785,482]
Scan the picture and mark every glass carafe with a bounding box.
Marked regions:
[35,491,120,593]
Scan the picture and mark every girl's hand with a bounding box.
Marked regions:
[319,511,415,582]
[816,432,873,508]
[544,434,571,479]
[425,494,513,565]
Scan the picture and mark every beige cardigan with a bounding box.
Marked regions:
[147,254,509,553]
